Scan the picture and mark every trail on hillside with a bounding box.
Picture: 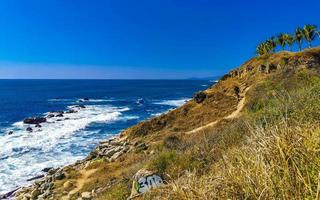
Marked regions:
[186,87,250,134]
[62,168,97,200]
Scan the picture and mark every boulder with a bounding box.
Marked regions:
[55,113,64,117]
[7,131,13,135]
[31,189,40,200]
[42,167,53,173]
[26,127,33,132]
[81,192,92,200]
[46,114,55,118]
[54,171,65,180]
[83,98,89,101]
[130,169,164,198]
[35,124,42,128]
[23,117,46,124]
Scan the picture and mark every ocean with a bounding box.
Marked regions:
[0,79,210,194]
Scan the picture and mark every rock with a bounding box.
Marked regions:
[27,174,44,181]
[83,98,89,101]
[31,189,40,199]
[48,168,58,175]
[76,105,86,109]
[26,127,33,132]
[130,169,164,198]
[245,65,254,72]
[193,91,206,103]
[81,192,92,200]
[66,109,77,113]
[136,142,148,151]
[42,167,53,173]
[35,124,42,128]
[54,171,65,180]
[8,131,14,135]
[46,114,55,118]
[109,151,123,162]
[55,113,64,117]
[24,117,46,124]
[258,64,267,73]
[63,181,73,189]
[268,63,277,72]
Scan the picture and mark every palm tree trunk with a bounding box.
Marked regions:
[299,42,302,51]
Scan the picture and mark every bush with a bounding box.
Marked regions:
[193,91,206,103]
[163,135,181,150]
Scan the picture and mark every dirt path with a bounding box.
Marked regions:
[62,168,98,200]
[186,87,250,135]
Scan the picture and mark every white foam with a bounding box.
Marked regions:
[153,98,190,107]
[0,104,130,194]
[48,98,114,103]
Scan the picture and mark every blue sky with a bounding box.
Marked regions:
[0,0,320,79]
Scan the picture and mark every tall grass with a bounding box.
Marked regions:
[143,72,320,199]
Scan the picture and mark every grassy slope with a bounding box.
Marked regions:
[50,48,320,200]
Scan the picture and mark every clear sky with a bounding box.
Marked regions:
[0,0,320,79]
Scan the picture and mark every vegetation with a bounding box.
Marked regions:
[257,24,318,55]
[143,71,320,200]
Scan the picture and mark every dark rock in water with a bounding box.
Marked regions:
[27,174,44,181]
[64,117,70,120]
[23,117,46,124]
[7,131,13,135]
[83,98,89,101]
[35,124,42,128]
[42,167,53,173]
[193,91,206,103]
[56,119,62,121]
[46,113,55,118]
[26,127,33,132]
[66,109,77,113]
[79,99,84,103]
[136,98,144,104]
[55,113,64,117]
[75,105,86,109]
[0,188,19,199]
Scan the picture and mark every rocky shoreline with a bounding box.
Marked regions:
[7,136,133,200]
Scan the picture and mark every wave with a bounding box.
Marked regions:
[153,98,190,107]
[48,98,114,103]
[0,104,130,194]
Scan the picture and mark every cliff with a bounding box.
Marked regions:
[14,47,320,200]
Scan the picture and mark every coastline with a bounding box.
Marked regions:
[1,98,193,199]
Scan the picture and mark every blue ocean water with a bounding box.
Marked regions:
[0,79,210,194]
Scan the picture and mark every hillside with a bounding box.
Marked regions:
[14,47,320,200]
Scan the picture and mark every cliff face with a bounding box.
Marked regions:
[14,47,320,200]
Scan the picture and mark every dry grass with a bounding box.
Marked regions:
[143,71,320,200]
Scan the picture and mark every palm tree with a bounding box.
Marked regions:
[303,24,317,48]
[267,37,277,52]
[283,33,294,51]
[294,27,304,51]
[256,40,276,56]
[256,42,268,56]
[277,33,286,50]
